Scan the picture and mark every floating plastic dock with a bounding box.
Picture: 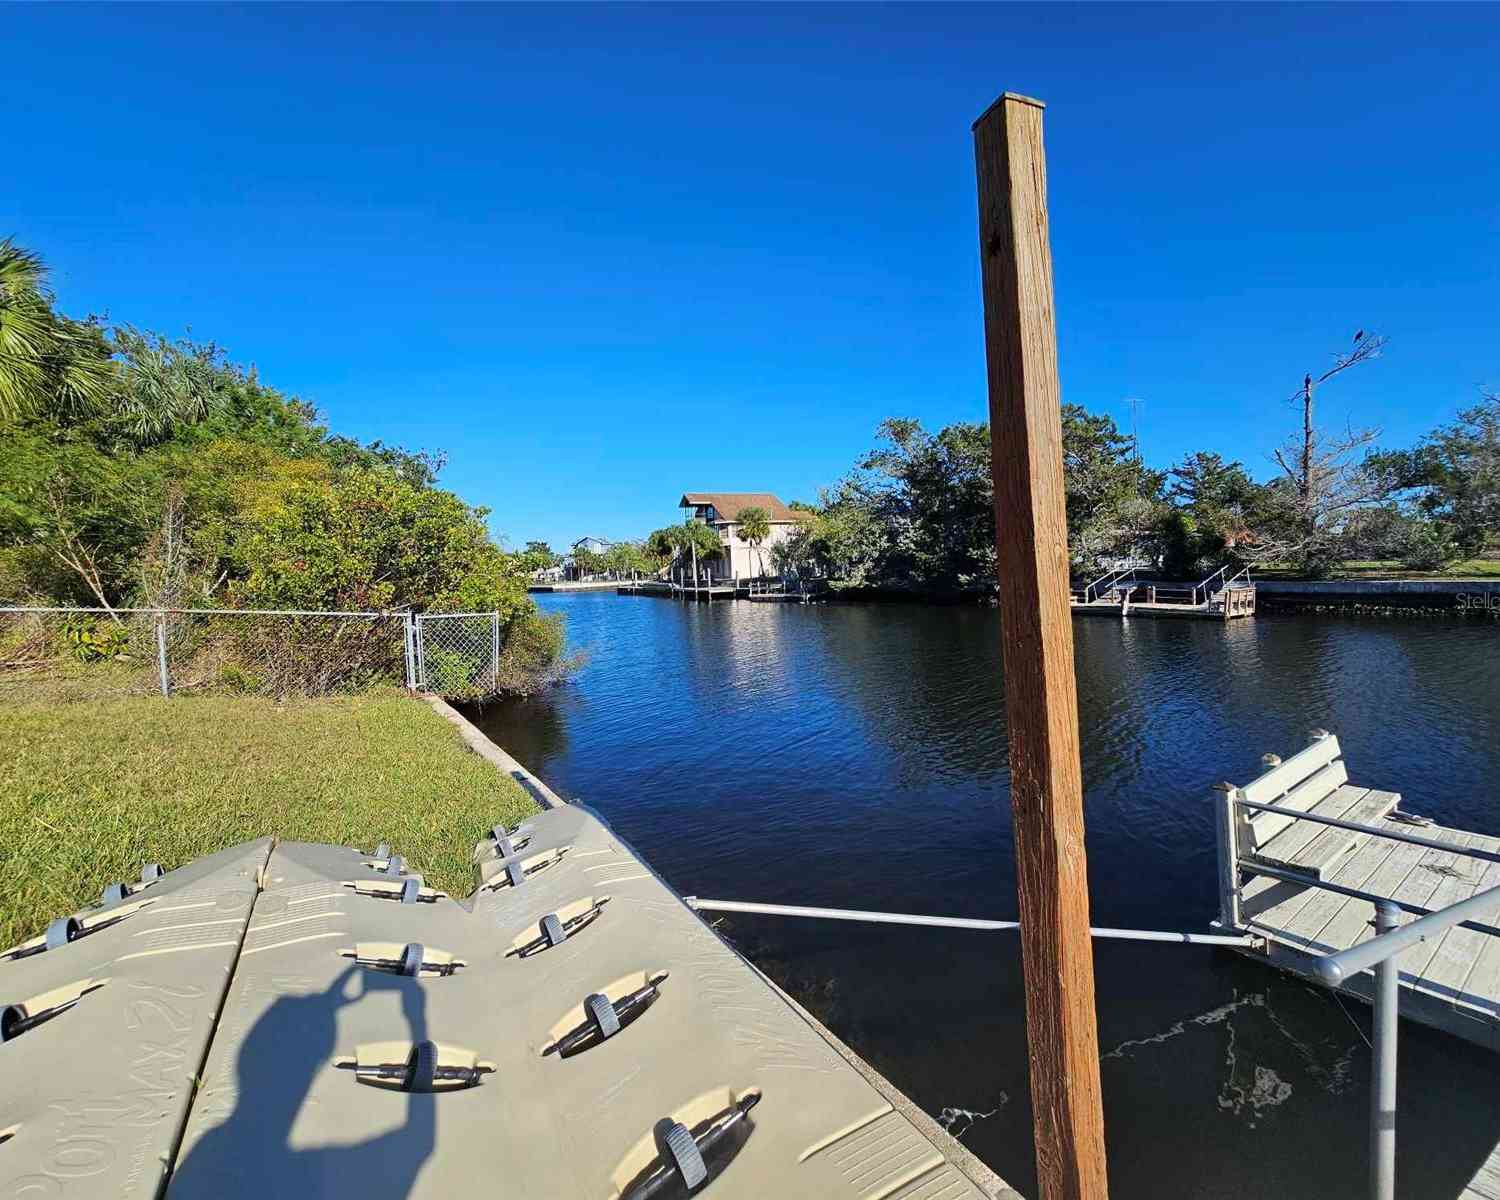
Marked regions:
[0,804,1015,1198]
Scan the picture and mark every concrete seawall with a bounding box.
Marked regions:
[424,694,568,809]
[1256,579,1500,612]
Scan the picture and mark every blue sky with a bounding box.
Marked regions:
[9,3,1497,551]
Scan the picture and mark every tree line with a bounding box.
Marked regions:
[548,330,1496,591]
[0,239,563,690]
[778,336,1494,588]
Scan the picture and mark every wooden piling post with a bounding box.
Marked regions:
[973,93,1110,1200]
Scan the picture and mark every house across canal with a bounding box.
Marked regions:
[679,492,802,581]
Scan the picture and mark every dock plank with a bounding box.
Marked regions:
[1349,826,1469,957]
[1307,833,1433,954]
[1245,777,1360,867]
[1241,809,1500,1049]
[1462,1148,1500,1200]
[1415,855,1500,1008]
[1455,906,1500,1019]
[1244,828,1396,943]
[1268,787,1399,879]
[1396,831,1479,977]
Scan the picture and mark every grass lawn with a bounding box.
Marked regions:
[1252,559,1500,581]
[0,690,537,950]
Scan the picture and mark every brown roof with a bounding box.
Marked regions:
[679,492,800,524]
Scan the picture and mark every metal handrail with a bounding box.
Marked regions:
[1080,567,1119,604]
[1242,860,1500,938]
[1080,565,1138,604]
[1234,795,1500,866]
[1191,564,1230,606]
[1315,882,1500,987]
[1190,564,1253,607]
[1311,886,1500,1200]
[683,897,1256,946]
[1215,738,1498,1200]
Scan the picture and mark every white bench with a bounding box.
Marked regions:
[1230,732,1401,881]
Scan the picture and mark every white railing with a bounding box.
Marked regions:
[1192,564,1252,607]
[1320,886,1500,1200]
[1079,565,1138,604]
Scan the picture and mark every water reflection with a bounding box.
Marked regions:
[467,594,1500,1199]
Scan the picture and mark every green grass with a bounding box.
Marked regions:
[1252,559,1500,581]
[0,690,537,950]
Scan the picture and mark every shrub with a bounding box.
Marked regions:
[1400,522,1462,572]
[496,611,571,696]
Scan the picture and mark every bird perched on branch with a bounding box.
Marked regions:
[1354,329,1365,343]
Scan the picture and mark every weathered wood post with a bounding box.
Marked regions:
[973,93,1110,1199]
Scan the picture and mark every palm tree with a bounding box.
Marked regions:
[645,528,677,577]
[736,506,771,578]
[108,327,227,445]
[0,238,113,423]
[672,520,723,587]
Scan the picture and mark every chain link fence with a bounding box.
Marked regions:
[412,612,499,698]
[0,607,506,702]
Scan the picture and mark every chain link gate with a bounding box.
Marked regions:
[412,612,501,699]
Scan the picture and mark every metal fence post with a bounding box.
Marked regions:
[491,611,500,692]
[154,612,171,698]
[1371,899,1400,1200]
[403,612,416,691]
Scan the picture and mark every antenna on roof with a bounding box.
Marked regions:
[1125,396,1144,463]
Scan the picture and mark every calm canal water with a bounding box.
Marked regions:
[468,592,1500,1199]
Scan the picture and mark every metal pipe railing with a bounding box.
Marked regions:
[1310,885,1500,1200]
[1241,861,1500,938]
[1080,568,1118,604]
[1234,795,1500,866]
[1313,881,1500,987]
[1370,901,1400,1200]
[1191,563,1230,606]
[683,898,1256,946]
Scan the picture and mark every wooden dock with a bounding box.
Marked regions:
[618,578,815,603]
[675,582,737,601]
[1070,590,1256,620]
[1071,565,1256,620]
[1216,732,1500,1052]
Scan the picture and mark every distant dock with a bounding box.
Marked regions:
[528,579,623,593]
[1071,565,1256,620]
[618,578,815,603]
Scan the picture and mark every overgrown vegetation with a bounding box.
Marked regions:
[0,238,562,693]
[766,334,1497,589]
[0,691,537,949]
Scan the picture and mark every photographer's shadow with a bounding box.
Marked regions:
[169,965,435,1196]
